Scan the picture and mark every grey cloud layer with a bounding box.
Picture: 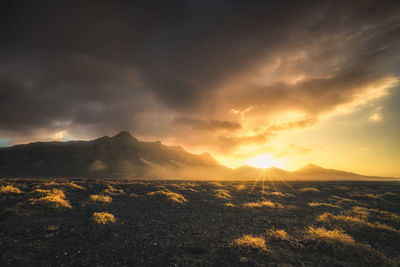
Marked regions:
[0,0,399,149]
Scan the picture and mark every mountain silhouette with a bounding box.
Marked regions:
[293,163,363,179]
[0,132,395,180]
[0,131,226,178]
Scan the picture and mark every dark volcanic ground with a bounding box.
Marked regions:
[1,178,399,266]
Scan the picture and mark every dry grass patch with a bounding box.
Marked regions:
[104,184,124,195]
[1,184,22,194]
[305,225,397,265]
[170,183,199,192]
[90,194,112,204]
[269,191,285,197]
[30,189,71,208]
[243,200,283,208]
[147,190,187,203]
[44,181,84,190]
[64,181,84,189]
[214,189,232,200]
[317,212,400,235]
[210,182,224,187]
[300,187,319,193]
[231,234,268,252]
[92,212,116,224]
[330,195,362,206]
[351,206,370,218]
[348,192,382,200]
[235,184,247,190]
[244,201,281,208]
[308,202,341,209]
[264,191,295,198]
[183,187,199,192]
[318,212,364,224]
[353,206,400,223]
[306,226,355,245]
[267,229,290,240]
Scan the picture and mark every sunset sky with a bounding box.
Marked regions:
[1,1,399,177]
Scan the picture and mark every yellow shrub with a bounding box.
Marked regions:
[308,202,341,209]
[330,195,362,205]
[92,212,116,224]
[317,212,400,234]
[300,187,319,193]
[231,235,268,251]
[65,182,85,190]
[317,212,364,224]
[306,226,355,245]
[30,188,71,208]
[235,184,247,190]
[44,181,84,189]
[104,184,124,195]
[264,191,295,198]
[0,184,22,194]
[214,189,232,200]
[147,190,187,203]
[268,229,290,240]
[243,201,283,208]
[90,194,112,203]
[348,192,382,200]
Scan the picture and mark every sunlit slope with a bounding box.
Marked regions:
[291,163,365,180]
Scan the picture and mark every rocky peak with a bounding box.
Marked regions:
[110,131,138,144]
[113,131,133,139]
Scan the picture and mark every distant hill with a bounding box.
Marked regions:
[229,164,383,181]
[291,163,365,180]
[0,131,396,180]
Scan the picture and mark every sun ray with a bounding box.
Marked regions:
[268,168,296,191]
[251,168,264,191]
[266,169,277,191]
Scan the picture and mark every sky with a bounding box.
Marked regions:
[1,0,400,177]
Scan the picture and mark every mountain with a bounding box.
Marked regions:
[0,131,228,179]
[0,132,395,180]
[291,163,364,180]
[230,163,375,180]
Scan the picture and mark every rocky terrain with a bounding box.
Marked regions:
[1,178,399,266]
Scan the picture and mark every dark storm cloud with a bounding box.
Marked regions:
[0,54,144,133]
[0,0,399,148]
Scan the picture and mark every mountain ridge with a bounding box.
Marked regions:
[0,131,396,180]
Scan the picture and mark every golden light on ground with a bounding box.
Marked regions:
[246,154,284,169]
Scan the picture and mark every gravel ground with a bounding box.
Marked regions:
[1,178,399,266]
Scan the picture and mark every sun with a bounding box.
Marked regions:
[246,154,283,169]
